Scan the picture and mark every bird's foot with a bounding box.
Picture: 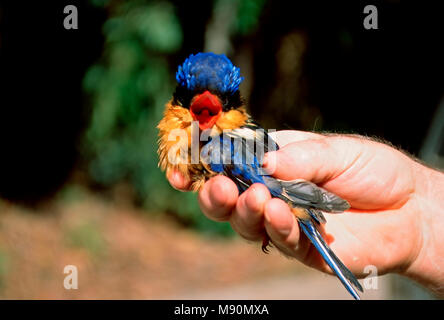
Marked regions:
[261,235,272,254]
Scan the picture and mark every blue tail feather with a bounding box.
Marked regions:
[298,218,363,300]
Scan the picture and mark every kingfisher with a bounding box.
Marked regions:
[157,52,363,299]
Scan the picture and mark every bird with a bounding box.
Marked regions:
[157,52,363,300]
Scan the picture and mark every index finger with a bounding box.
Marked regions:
[198,175,239,222]
[167,169,192,191]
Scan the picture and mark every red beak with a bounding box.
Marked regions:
[190,91,222,130]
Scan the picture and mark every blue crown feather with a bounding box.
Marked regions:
[176,52,243,94]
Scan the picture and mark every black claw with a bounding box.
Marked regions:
[262,236,272,254]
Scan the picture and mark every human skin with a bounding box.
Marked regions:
[167,130,444,297]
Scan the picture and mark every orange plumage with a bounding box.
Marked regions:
[157,99,249,191]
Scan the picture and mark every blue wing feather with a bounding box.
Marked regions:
[200,126,362,300]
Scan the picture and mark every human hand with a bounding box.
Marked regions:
[168,130,444,295]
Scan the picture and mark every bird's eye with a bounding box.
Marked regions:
[221,96,229,109]
[173,86,193,108]
[221,91,243,111]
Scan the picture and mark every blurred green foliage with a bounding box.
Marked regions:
[82,0,251,236]
[234,0,266,35]
[0,249,8,290]
[65,222,107,257]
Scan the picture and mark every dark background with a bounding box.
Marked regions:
[0,0,443,202]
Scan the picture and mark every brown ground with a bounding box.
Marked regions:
[0,186,394,299]
[0,187,307,299]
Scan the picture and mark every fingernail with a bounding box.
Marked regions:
[262,154,269,167]
[264,210,272,223]
[278,224,291,237]
[262,152,277,175]
[265,209,292,237]
[209,180,227,208]
[245,184,269,214]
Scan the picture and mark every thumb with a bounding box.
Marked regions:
[263,134,416,210]
[263,136,363,186]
